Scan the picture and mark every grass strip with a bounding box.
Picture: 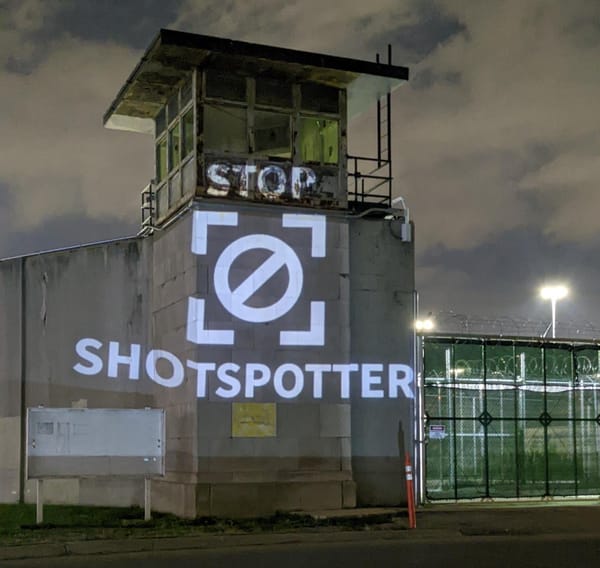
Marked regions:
[0,504,403,547]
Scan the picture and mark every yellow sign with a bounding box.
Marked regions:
[232,403,276,437]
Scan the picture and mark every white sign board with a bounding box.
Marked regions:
[26,408,165,478]
[429,425,447,440]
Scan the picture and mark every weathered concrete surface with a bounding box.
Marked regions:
[0,259,23,503]
[183,204,356,516]
[0,205,415,517]
[1,239,155,507]
[349,218,415,506]
[0,416,20,502]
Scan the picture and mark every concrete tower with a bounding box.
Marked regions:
[0,30,415,517]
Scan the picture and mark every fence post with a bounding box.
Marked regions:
[36,479,44,524]
[405,452,416,529]
[144,477,151,521]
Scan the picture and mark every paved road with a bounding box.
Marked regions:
[3,534,600,568]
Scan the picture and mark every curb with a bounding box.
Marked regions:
[6,527,600,562]
[0,528,451,561]
[4,504,600,561]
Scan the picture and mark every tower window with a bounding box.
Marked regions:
[206,70,246,102]
[167,92,179,123]
[155,108,166,137]
[156,137,167,182]
[254,111,291,159]
[301,82,339,114]
[168,122,181,170]
[153,72,195,216]
[182,109,194,157]
[299,117,339,164]
[204,104,247,154]
[256,77,292,108]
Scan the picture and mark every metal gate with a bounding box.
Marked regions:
[423,336,600,500]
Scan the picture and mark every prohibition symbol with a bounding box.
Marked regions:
[214,234,303,323]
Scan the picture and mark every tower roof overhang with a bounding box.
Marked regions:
[104,29,409,134]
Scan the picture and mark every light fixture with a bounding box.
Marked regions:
[539,284,569,338]
[415,318,435,332]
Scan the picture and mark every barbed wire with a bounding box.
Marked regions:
[428,310,600,340]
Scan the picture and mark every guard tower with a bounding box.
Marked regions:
[0,31,415,517]
[104,29,409,229]
[92,30,415,516]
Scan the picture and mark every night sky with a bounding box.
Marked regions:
[2,0,599,337]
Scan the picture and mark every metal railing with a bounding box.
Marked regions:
[140,181,155,234]
[347,46,394,209]
[347,155,392,207]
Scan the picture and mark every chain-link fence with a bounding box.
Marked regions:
[429,311,600,341]
[424,336,600,500]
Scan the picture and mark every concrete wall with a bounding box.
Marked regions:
[0,258,23,502]
[349,218,415,505]
[146,214,199,517]
[0,240,156,506]
[0,204,415,516]
[149,204,356,516]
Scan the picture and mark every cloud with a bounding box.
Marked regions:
[392,0,600,251]
[2,0,599,328]
[413,168,600,321]
[418,225,600,326]
[519,143,600,240]
[42,1,183,49]
[0,36,153,233]
[0,2,155,250]
[0,0,64,68]
[0,0,454,256]
[0,211,138,260]
[172,0,600,251]
[172,0,422,58]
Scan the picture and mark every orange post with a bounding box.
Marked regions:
[404,452,416,529]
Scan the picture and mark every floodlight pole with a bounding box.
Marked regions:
[540,285,568,339]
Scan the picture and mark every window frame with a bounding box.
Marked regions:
[297,115,340,166]
[154,71,196,220]
[201,70,341,166]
